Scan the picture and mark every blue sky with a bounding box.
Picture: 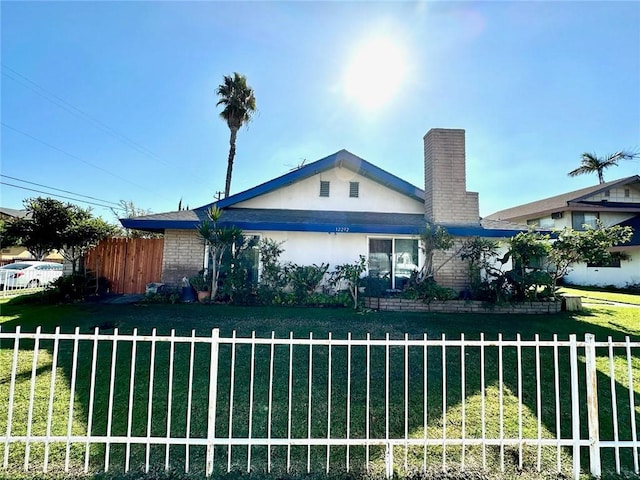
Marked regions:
[2,1,639,221]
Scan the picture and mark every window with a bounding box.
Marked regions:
[368,238,419,290]
[604,190,610,197]
[572,211,599,230]
[319,181,330,197]
[349,182,359,198]
[204,235,261,284]
[588,253,622,268]
[625,188,630,198]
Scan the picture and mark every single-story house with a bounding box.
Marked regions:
[485,176,640,288]
[121,128,526,292]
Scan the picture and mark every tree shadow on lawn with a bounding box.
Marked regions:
[1,300,639,476]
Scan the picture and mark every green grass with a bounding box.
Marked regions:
[1,296,639,479]
[559,286,640,306]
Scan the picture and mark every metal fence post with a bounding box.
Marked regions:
[584,333,601,478]
[206,328,221,477]
[569,334,581,480]
[385,442,393,479]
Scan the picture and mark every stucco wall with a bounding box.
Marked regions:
[234,168,424,214]
[161,229,204,286]
[564,248,640,288]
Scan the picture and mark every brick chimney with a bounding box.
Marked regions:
[424,128,479,224]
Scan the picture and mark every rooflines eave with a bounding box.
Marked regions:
[571,175,640,203]
[200,150,424,211]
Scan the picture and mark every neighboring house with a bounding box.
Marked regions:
[0,207,63,265]
[121,129,526,292]
[486,177,640,288]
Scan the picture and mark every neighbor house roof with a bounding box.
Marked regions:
[0,207,29,219]
[120,149,530,238]
[486,176,640,222]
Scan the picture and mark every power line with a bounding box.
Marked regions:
[1,182,125,210]
[1,64,170,166]
[0,174,121,206]
[1,122,171,200]
[1,63,212,191]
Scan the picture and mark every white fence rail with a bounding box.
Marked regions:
[0,267,62,297]
[0,327,638,478]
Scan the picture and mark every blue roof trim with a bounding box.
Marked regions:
[121,217,532,238]
[443,225,530,237]
[209,150,425,209]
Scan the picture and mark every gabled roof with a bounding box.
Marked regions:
[214,149,425,209]
[0,207,29,219]
[120,149,529,238]
[486,176,640,221]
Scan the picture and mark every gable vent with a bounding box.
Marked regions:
[319,180,330,197]
[349,182,359,198]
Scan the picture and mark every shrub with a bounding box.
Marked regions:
[401,274,457,302]
[361,275,389,297]
[285,263,329,303]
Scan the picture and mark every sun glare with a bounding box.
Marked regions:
[343,36,408,112]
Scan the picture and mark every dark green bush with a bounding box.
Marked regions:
[401,274,457,302]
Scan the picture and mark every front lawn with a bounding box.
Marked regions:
[559,285,640,306]
[1,297,639,480]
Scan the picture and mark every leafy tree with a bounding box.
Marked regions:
[418,223,455,279]
[549,223,633,286]
[568,150,639,184]
[0,219,21,250]
[257,238,287,290]
[59,207,119,274]
[4,198,117,272]
[112,200,162,239]
[460,237,508,301]
[4,197,73,260]
[216,72,256,198]
[331,255,367,309]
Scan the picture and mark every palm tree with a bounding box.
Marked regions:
[216,72,256,198]
[568,150,639,184]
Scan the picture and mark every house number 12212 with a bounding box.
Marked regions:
[335,227,350,232]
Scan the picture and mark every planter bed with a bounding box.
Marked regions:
[363,296,564,314]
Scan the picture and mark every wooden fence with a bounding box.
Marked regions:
[85,237,164,294]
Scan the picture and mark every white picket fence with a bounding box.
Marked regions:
[0,327,638,478]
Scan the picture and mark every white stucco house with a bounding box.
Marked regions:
[486,176,640,288]
[121,128,526,292]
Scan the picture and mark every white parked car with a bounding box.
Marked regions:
[0,261,63,290]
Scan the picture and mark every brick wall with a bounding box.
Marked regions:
[423,128,479,224]
[161,229,204,286]
[432,238,471,292]
[423,128,482,293]
[363,297,563,314]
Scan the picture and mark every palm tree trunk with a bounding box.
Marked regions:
[598,169,604,184]
[224,127,238,198]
